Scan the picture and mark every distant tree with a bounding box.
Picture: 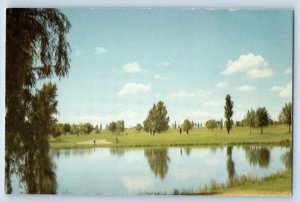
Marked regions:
[279,102,292,133]
[135,123,143,133]
[182,119,193,134]
[116,120,125,134]
[256,107,269,134]
[63,123,71,135]
[70,124,80,135]
[144,104,156,135]
[54,123,64,137]
[245,108,256,134]
[95,125,100,134]
[83,123,93,134]
[224,94,234,134]
[143,101,170,135]
[100,124,103,131]
[108,122,117,135]
[240,119,247,129]
[155,101,170,133]
[235,121,241,127]
[206,119,218,131]
[220,118,223,130]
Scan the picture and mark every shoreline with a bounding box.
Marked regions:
[50,140,291,149]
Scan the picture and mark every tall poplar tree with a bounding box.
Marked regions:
[224,94,234,134]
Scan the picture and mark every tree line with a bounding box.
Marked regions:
[53,123,103,136]
[52,97,292,137]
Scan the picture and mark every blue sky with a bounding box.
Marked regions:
[56,8,293,127]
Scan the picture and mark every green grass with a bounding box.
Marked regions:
[141,171,292,196]
[198,171,292,196]
[49,125,292,149]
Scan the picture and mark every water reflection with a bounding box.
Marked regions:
[144,148,170,179]
[7,148,57,194]
[226,146,235,180]
[281,147,292,171]
[8,145,291,195]
[244,146,270,168]
[110,147,126,156]
[184,147,192,156]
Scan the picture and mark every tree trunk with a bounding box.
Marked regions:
[261,127,263,134]
[289,124,291,133]
[250,127,251,135]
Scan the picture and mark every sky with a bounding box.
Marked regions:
[55,8,293,127]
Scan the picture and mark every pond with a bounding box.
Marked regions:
[10,145,291,195]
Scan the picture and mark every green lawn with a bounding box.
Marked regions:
[217,171,292,196]
[49,125,292,149]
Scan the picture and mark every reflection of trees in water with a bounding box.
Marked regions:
[144,148,170,179]
[281,147,292,171]
[184,147,192,156]
[226,146,235,180]
[110,147,126,156]
[6,147,57,194]
[244,146,270,168]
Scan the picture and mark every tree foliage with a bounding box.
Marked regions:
[279,102,292,132]
[245,108,256,134]
[109,120,125,135]
[206,119,218,131]
[108,122,117,135]
[5,8,71,194]
[182,119,193,134]
[135,123,143,133]
[255,107,269,134]
[224,94,234,134]
[143,101,170,135]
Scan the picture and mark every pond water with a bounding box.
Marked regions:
[11,145,291,195]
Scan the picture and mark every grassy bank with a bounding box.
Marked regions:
[49,125,292,149]
[195,171,292,196]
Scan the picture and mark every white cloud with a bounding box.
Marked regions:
[246,68,274,78]
[119,83,151,95]
[197,90,212,97]
[94,47,107,54]
[203,101,219,107]
[156,62,171,67]
[216,82,229,88]
[171,90,196,97]
[154,74,168,80]
[285,68,292,75]
[123,62,142,73]
[270,81,292,98]
[222,53,274,78]
[236,85,256,92]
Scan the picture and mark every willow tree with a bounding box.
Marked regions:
[5,9,71,194]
